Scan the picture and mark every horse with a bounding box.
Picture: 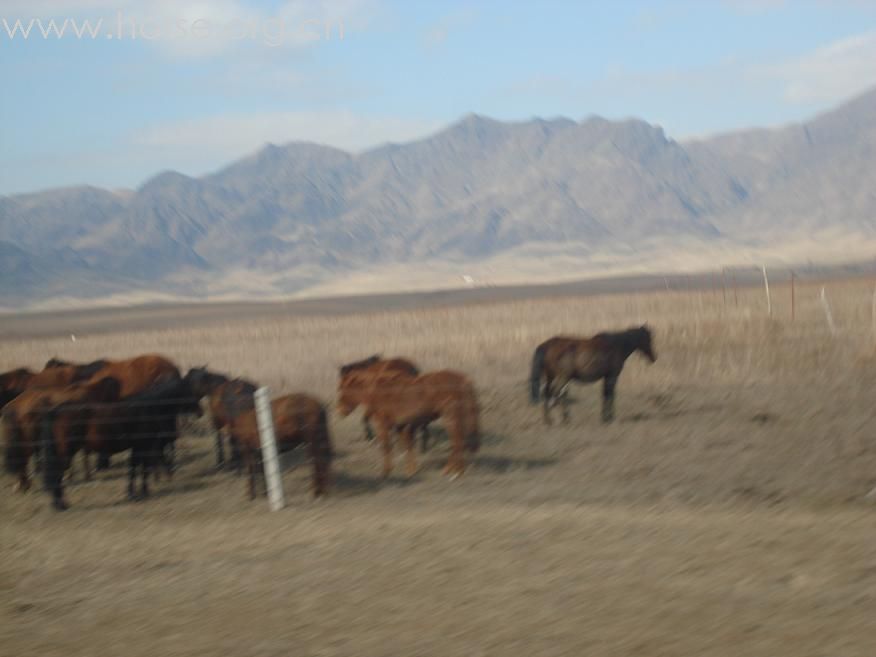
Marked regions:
[183,366,256,471]
[337,368,480,480]
[337,355,433,452]
[529,325,656,425]
[0,367,35,409]
[87,354,195,474]
[42,374,202,510]
[3,376,121,498]
[224,393,333,500]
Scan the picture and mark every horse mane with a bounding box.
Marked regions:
[229,378,258,395]
[593,326,650,351]
[340,354,381,376]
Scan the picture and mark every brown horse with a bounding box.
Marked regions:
[42,375,201,510]
[87,354,194,473]
[338,355,432,451]
[225,393,333,500]
[337,368,480,480]
[529,325,656,425]
[2,377,121,497]
[183,366,256,471]
[0,367,35,409]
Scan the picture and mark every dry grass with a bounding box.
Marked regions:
[2,279,876,656]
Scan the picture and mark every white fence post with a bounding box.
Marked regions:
[762,265,772,317]
[820,286,837,337]
[254,386,285,511]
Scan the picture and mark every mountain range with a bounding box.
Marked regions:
[3,87,876,309]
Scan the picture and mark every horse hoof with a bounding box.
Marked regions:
[52,499,69,512]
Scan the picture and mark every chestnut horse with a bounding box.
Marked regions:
[183,366,257,471]
[337,368,480,480]
[225,393,333,500]
[529,325,656,425]
[338,355,432,451]
[42,374,201,509]
[2,376,121,498]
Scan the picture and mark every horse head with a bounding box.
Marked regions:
[636,324,656,363]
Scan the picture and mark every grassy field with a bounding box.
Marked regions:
[2,278,876,656]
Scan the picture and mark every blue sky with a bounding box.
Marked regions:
[2,0,876,195]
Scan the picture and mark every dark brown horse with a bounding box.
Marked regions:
[338,355,432,451]
[338,368,480,480]
[183,366,256,471]
[44,357,109,380]
[3,377,121,498]
[87,354,194,473]
[42,374,201,510]
[225,393,333,500]
[529,325,656,425]
[0,367,35,409]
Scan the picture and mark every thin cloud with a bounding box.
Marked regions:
[761,29,876,103]
[421,8,478,50]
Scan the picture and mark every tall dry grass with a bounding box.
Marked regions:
[2,278,875,404]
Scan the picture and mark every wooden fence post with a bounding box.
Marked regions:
[790,271,796,321]
[871,284,876,342]
[820,286,837,337]
[762,265,772,317]
[255,386,286,511]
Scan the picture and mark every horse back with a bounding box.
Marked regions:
[89,354,180,397]
[0,367,35,391]
[271,394,325,448]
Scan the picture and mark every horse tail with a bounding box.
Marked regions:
[309,405,333,497]
[2,411,25,476]
[530,342,548,404]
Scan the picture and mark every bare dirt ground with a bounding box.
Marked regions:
[2,278,876,656]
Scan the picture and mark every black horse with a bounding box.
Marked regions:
[41,375,201,510]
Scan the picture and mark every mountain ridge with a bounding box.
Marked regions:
[3,87,876,308]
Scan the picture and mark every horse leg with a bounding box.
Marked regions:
[376,421,393,480]
[82,448,93,482]
[213,420,225,470]
[602,375,617,423]
[420,424,430,453]
[230,435,243,476]
[14,469,31,493]
[442,418,465,480]
[140,442,154,499]
[400,425,418,478]
[363,413,375,442]
[127,448,138,501]
[559,382,572,424]
[242,447,256,500]
[542,378,554,425]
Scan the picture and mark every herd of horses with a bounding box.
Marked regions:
[0,325,656,512]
